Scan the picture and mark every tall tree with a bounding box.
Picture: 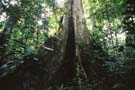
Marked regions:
[0,1,21,64]
[0,0,43,64]
[41,0,105,89]
[123,0,135,59]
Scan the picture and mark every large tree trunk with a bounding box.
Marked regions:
[0,0,106,90]
[41,0,105,89]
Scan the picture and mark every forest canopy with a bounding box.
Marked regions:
[0,0,127,62]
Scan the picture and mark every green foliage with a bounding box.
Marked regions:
[57,84,66,90]
[45,0,56,7]
[0,0,64,62]
[83,0,126,57]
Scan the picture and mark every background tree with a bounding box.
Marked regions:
[123,0,135,60]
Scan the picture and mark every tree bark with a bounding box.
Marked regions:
[40,0,105,89]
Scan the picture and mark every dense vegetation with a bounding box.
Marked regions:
[0,0,135,90]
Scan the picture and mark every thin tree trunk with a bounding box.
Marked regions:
[0,14,20,64]
[124,0,135,60]
[0,2,25,64]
